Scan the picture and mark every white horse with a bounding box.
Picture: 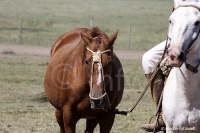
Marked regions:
[163,0,200,132]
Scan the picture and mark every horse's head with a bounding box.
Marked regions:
[81,28,118,110]
[166,0,200,67]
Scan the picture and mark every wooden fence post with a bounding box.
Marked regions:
[90,19,93,27]
[74,21,76,29]
[128,23,131,50]
[19,18,23,44]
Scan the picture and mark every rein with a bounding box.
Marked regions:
[123,38,169,116]
[86,39,169,116]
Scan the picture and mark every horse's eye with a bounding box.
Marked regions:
[194,21,200,26]
[109,60,114,66]
[85,60,89,65]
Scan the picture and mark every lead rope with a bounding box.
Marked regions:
[102,38,170,116]
[86,38,170,118]
[126,38,169,117]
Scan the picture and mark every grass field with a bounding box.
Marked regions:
[0,53,156,133]
[0,0,173,132]
[0,0,173,51]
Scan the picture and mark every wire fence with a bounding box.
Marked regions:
[0,18,138,51]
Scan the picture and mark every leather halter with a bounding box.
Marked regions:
[174,4,200,73]
[86,47,111,100]
[175,4,200,10]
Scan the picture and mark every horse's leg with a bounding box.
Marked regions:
[98,113,115,133]
[55,109,65,133]
[84,119,98,133]
[62,105,79,133]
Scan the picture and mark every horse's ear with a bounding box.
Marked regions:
[81,32,92,44]
[174,0,200,8]
[108,29,119,46]
[174,0,185,8]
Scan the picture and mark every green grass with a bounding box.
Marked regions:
[0,0,173,51]
[0,54,155,133]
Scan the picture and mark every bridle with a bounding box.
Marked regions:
[172,4,200,73]
[86,47,111,101]
[86,47,128,114]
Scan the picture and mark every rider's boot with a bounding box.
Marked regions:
[140,69,166,132]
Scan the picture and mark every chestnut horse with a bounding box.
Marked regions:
[44,27,124,133]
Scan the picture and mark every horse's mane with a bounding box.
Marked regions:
[90,27,108,38]
[83,27,114,51]
[85,27,109,44]
[50,27,113,57]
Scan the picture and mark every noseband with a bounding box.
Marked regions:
[172,4,200,73]
[86,47,111,100]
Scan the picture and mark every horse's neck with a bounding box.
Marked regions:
[169,62,200,100]
[166,41,200,103]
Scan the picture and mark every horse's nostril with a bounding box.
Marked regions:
[170,55,175,61]
[178,52,185,61]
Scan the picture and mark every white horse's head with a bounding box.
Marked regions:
[166,0,200,67]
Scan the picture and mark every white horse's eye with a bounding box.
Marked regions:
[194,21,200,26]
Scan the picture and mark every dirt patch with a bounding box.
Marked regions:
[114,50,144,60]
[0,44,50,55]
[0,44,144,60]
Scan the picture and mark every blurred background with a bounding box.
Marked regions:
[0,0,172,51]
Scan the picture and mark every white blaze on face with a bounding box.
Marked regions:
[97,62,102,87]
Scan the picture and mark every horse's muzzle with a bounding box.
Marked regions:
[89,93,111,110]
[166,49,185,67]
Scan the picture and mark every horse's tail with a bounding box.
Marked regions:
[32,92,49,103]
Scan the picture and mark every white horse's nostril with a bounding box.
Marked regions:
[178,51,185,61]
[170,55,175,61]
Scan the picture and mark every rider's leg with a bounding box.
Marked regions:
[140,41,166,132]
[140,69,165,132]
